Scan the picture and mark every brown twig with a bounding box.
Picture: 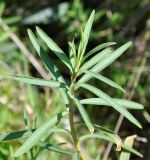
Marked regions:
[0,18,48,79]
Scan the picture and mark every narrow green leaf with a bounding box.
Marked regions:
[69,40,76,67]
[14,111,68,157]
[48,127,72,139]
[80,48,112,72]
[28,29,61,80]
[143,111,150,123]
[83,10,95,45]
[79,42,132,83]
[80,98,143,110]
[83,42,116,61]
[80,133,117,145]
[38,142,72,156]
[78,133,115,160]
[0,130,34,141]
[0,127,70,142]
[93,124,114,134]
[36,127,72,159]
[36,26,73,72]
[68,93,94,133]
[80,70,125,92]
[79,133,142,157]
[28,29,69,105]
[7,75,66,88]
[78,10,95,60]
[121,143,143,158]
[75,121,114,135]
[94,124,122,151]
[77,83,142,128]
[80,123,122,151]
[119,135,137,160]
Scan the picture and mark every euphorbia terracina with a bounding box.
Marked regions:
[1,10,143,159]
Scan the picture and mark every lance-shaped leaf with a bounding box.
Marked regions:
[79,42,132,83]
[68,93,94,133]
[0,127,71,142]
[79,133,142,157]
[7,75,66,88]
[69,40,76,68]
[36,127,72,159]
[121,143,143,158]
[28,29,69,104]
[36,26,73,72]
[14,111,68,157]
[80,48,112,72]
[80,70,125,92]
[48,127,72,140]
[38,142,73,156]
[75,121,114,135]
[78,10,95,60]
[93,124,114,134]
[0,130,34,141]
[77,83,142,128]
[119,135,137,160]
[79,133,116,149]
[80,98,144,110]
[28,29,62,80]
[80,123,122,151]
[94,124,122,151]
[83,42,116,61]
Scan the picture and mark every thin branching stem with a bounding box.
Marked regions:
[69,73,78,150]
[69,99,78,147]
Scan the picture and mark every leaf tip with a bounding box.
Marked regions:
[27,28,32,34]
[92,9,95,15]
[127,41,132,47]
[27,29,33,39]
[121,88,126,93]
[90,127,95,134]
[35,26,41,33]
[137,123,142,129]
[140,104,144,109]
[116,144,122,151]
[115,137,122,151]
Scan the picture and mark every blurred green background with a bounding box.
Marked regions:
[0,0,149,159]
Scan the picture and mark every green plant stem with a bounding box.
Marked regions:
[69,73,79,153]
[69,99,78,148]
